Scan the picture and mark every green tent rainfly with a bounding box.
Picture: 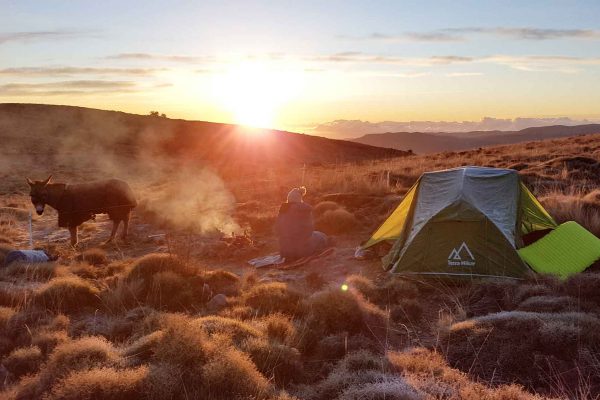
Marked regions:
[362,166,558,279]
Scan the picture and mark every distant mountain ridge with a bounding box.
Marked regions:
[313,117,598,139]
[352,124,600,154]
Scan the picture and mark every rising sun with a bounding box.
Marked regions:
[212,60,303,129]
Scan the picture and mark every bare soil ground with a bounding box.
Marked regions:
[2,121,600,398]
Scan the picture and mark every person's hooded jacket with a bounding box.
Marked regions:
[274,201,314,260]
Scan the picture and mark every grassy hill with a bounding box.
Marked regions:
[0,103,407,170]
[2,107,600,398]
[352,124,600,153]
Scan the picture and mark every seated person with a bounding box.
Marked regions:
[275,187,330,260]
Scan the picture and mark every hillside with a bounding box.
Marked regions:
[0,103,407,171]
[352,124,600,153]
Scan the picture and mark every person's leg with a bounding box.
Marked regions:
[309,231,330,255]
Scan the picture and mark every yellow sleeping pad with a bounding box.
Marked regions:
[518,221,600,279]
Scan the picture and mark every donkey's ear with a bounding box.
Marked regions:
[26,177,34,187]
[43,175,53,186]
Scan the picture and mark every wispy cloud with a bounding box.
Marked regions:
[345,27,600,42]
[449,27,600,40]
[306,51,600,73]
[355,71,430,78]
[0,80,149,96]
[106,53,211,63]
[482,55,600,73]
[0,66,166,76]
[445,72,484,77]
[0,30,95,44]
[340,31,461,42]
[307,52,472,66]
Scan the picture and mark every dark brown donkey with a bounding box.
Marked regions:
[27,176,137,246]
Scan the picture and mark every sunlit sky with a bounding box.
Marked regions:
[2,0,600,131]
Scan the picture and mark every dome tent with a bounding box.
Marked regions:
[362,167,557,279]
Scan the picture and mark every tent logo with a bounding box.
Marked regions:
[448,242,475,267]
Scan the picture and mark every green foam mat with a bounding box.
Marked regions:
[518,221,600,279]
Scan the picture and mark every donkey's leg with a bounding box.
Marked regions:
[121,212,131,242]
[106,220,121,244]
[69,226,78,247]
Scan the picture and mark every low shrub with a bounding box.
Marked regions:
[315,208,358,235]
[259,313,296,344]
[70,313,135,342]
[31,330,69,356]
[142,362,184,400]
[242,282,304,316]
[75,248,108,266]
[219,305,255,320]
[202,347,271,399]
[152,315,213,370]
[203,269,241,296]
[376,277,420,304]
[464,280,518,317]
[70,263,98,279]
[106,255,208,312]
[541,193,600,237]
[302,287,386,351]
[313,201,340,217]
[513,283,556,305]
[517,295,577,313]
[122,330,165,363]
[196,316,262,345]
[46,365,148,400]
[13,336,123,399]
[564,273,600,306]
[33,276,100,314]
[337,377,421,400]
[242,337,303,385]
[0,286,29,308]
[389,348,531,399]
[0,262,61,282]
[2,345,43,378]
[390,299,424,323]
[147,270,197,310]
[45,336,121,378]
[314,334,380,361]
[0,243,13,265]
[300,351,392,400]
[345,274,377,301]
[440,310,600,392]
[0,306,17,332]
[126,253,195,283]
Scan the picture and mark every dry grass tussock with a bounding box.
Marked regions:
[45,365,148,400]
[242,281,304,316]
[75,248,108,266]
[313,201,359,235]
[0,262,64,282]
[32,276,100,314]
[2,346,43,378]
[102,253,212,312]
[540,190,600,236]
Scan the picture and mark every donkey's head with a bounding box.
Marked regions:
[26,175,53,215]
